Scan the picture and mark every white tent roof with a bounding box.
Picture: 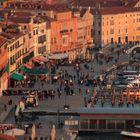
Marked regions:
[48,53,69,60]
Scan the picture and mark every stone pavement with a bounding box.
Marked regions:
[2,50,129,140]
[0,96,21,123]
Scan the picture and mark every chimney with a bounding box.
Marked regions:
[88,6,91,11]
[96,2,101,9]
[46,0,54,5]
[79,6,82,11]
[30,17,34,24]
[124,1,128,6]
[4,13,8,20]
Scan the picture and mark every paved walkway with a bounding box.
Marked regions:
[2,50,130,140]
[0,96,21,123]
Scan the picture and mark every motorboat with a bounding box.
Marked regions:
[121,126,140,139]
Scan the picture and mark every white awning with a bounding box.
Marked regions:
[48,53,69,60]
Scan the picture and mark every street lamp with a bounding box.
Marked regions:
[64,80,70,110]
[64,93,69,110]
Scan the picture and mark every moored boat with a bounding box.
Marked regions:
[121,125,140,139]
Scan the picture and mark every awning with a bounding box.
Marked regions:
[25,68,49,75]
[32,56,47,64]
[20,66,49,75]
[32,58,40,63]
[20,66,27,72]
[24,63,32,69]
[10,73,23,81]
[36,56,46,62]
[48,53,69,60]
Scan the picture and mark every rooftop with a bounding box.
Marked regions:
[70,0,140,8]
[97,6,140,15]
[0,36,7,48]
[78,107,140,115]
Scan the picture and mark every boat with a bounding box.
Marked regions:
[121,126,140,139]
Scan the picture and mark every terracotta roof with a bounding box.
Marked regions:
[126,0,140,7]
[80,9,87,17]
[70,0,140,8]
[70,0,121,7]
[40,16,56,22]
[12,12,34,18]
[8,16,31,24]
[1,31,24,40]
[97,6,140,15]
[6,1,70,12]
[0,9,10,19]
[0,36,7,48]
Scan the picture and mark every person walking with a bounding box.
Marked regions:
[4,104,7,111]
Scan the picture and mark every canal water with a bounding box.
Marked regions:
[77,133,123,140]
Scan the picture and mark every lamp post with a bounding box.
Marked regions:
[64,80,70,110]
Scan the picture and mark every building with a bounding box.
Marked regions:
[78,108,140,132]
[94,7,140,47]
[1,25,25,73]
[0,35,8,96]
[0,12,47,57]
[32,17,47,56]
[73,8,94,59]
[42,9,78,61]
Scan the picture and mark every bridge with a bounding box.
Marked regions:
[126,45,140,54]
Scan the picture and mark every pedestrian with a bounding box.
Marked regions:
[33,98,36,107]
[79,88,81,94]
[14,115,18,124]
[8,99,12,105]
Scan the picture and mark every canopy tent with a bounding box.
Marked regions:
[20,66,49,75]
[48,53,69,60]
[10,73,23,81]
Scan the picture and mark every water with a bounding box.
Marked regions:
[77,133,123,140]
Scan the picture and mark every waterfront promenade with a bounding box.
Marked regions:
[0,49,135,139]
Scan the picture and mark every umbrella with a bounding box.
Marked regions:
[4,128,25,136]
[51,125,56,140]
[31,124,36,140]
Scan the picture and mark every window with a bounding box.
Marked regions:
[107,21,108,25]
[126,28,128,33]
[12,44,14,50]
[102,22,104,26]
[125,36,128,43]
[33,30,36,35]
[61,22,67,31]
[36,29,38,35]
[110,20,114,25]
[29,33,31,38]
[111,38,114,44]
[118,29,120,34]
[10,46,12,51]
[38,35,46,44]
[110,29,114,34]
[62,35,68,46]
[10,57,12,65]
